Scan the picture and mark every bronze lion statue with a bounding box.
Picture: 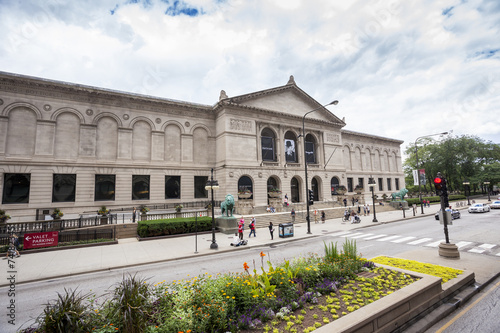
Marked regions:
[221,194,235,217]
[391,188,409,201]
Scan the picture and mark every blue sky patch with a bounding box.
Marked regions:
[442,6,454,17]
[163,0,202,16]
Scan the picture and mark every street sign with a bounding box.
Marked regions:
[23,231,59,249]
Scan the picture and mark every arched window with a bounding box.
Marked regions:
[331,177,340,195]
[261,128,276,161]
[267,177,279,192]
[284,131,297,163]
[238,176,253,199]
[305,134,317,164]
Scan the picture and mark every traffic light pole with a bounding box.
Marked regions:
[440,195,450,244]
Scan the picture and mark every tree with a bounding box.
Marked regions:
[404,135,500,194]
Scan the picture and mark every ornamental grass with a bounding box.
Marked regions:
[21,241,439,333]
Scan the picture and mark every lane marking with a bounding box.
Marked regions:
[345,233,365,238]
[407,238,433,245]
[425,240,443,247]
[455,241,473,249]
[435,279,500,333]
[363,234,387,240]
[377,235,402,242]
[478,243,496,249]
[329,231,353,237]
[350,233,373,239]
[391,236,416,243]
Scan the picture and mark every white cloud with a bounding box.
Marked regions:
[0,0,499,150]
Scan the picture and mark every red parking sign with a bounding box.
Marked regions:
[23,231,59,249]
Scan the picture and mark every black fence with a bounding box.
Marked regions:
[1,227,115,248]
[0,215,117,235]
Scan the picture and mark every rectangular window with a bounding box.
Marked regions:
[2,173,30,204]
[378,178,383,191]
[53,174,76,202]
[347,178,353,192]
[165,176,181,199]
[194,176,208,198]
[261,137,275,161]
[95,175,116,201]
[358,178,364,189]
[387,178,392,191]
[132,175,150,200]
[395,178,400,191]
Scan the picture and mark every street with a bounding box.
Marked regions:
[2,207,500,332]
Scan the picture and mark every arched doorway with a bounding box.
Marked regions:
[311,177,320,201]
[291,177,300,203]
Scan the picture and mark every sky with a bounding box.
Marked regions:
[1,0,499,156]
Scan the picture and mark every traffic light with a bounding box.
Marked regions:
[308,189,314,205]
[434,175,443,196]
[434,173,448,197]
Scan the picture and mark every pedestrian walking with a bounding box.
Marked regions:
[363,205,367,216]
[351,197,355,206]
[357,205,361,214]
[366,204,370,216]
[132,207,136,223]
[343,198,347,207]
[249,218,256,237]
[238,221,244,240]
[314,209,318,223]
[6,234,20,258]
[291,208,295,222]
[321,211,326,223]
[343,209,349,222]
[268,222,274,240]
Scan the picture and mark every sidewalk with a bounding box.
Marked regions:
[2,200,500,288]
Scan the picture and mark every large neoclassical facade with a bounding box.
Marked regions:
[0,72,404,221]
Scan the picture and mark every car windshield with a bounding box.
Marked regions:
[472,204,482,207]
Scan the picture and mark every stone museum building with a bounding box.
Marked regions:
[0,72,404,221]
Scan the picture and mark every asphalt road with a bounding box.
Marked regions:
[3,209,499,332]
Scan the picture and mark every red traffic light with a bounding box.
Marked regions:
[434,177,442,184]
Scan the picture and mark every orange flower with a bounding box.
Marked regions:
[243,262,249,270]
[260,251,265,257]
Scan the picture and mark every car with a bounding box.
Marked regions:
[468,203,491,213]
[490,200,500,209]
[435,208,461,220]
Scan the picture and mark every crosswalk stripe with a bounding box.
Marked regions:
[377,235,402,242]
[468,248,485,254]
[478,244,496,249]
[455,241,473,249]
[496,252,500,256]
[425,240,443,247]
[350,233,373,239]
[408,238,432,245]
[345,233,365,238]
[364,234,387,240]
[329,231,352,237]
[391,236,416,243]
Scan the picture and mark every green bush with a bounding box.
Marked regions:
[137,217,213,238]
[405,194,466,205]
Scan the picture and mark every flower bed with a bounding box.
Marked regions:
[22,241,424,333]
[371,256,463,284]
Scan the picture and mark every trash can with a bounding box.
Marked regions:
[279,223,294,238]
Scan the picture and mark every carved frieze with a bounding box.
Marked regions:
[229,118,252,132]
[327,133,340,143]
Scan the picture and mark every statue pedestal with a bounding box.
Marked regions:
[390,201,409,209]
[216,217,238,235]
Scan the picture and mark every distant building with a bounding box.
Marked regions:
[0,72,404,221]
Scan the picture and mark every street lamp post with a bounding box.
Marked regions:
[302,100,338,234]
[368,177,378,222]
[205,168,219,249]
[414,132,448,214]
[484,181,491,201]
[463,180,471,205]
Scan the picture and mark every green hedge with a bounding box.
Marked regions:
[405,194,466,205]
[137,217,213,238]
